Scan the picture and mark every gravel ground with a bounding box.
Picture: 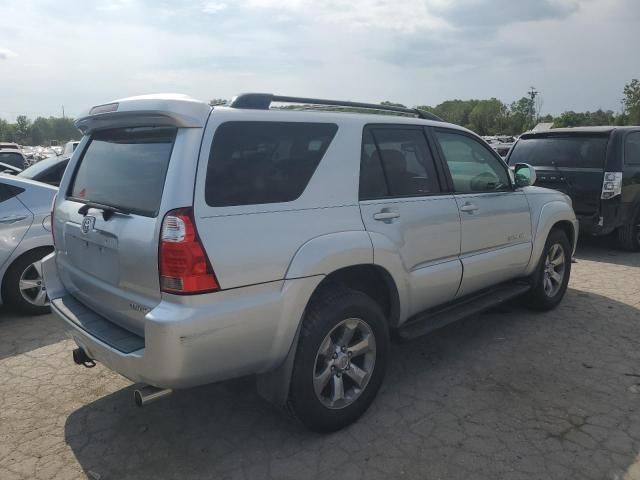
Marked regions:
[1,237,639,480]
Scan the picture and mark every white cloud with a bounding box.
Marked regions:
[0,47,17,60]
[0,0,637,121]
[202,1,228,14]
[242,0,450,31]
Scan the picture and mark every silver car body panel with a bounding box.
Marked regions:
[0,176,56,306]
[44,94,578,389]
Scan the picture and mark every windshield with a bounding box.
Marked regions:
[509,135,608,168]
[69,127,176,217]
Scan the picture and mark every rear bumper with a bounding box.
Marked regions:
[577,198,625,236]
[42,252,322,389]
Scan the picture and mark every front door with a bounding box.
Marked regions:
[431,128,532,297]
[358,126,462,317]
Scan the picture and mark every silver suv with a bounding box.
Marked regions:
[43,93,578,432]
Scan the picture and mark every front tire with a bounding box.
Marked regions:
[524,229,572,311]
[2,248,53,315]
[288,286,389,433]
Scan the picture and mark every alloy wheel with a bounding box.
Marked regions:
[313,318,376,409]
[18,261,49,307]
[542,243,566,298]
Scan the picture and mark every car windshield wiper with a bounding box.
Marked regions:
[77,201,131,221]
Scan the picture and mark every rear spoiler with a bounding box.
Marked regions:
[75,95,212,134]
[75,110,209,134]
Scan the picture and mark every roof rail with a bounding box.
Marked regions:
[228,93,443,121]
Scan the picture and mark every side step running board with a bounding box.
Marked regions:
[397,282,531,341]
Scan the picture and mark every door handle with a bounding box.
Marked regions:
[373,211,400,221]
[460,203,479,213]
[0,215,28,224]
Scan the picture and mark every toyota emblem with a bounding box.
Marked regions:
[81,216,95,234]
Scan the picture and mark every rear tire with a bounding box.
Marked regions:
[524,229,572,311]
[288,286,389,433]
[616,208,640,251]
[2,248,53,316]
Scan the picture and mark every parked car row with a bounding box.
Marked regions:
[1,93,636,433]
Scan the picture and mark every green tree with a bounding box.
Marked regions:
[380,101,407,108]
[14,115,32,144]
[623,78,640,125]
[467,98,507,136]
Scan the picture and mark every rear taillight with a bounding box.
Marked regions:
[601,172,622,200]
[50,193,57,246]
[159,208,219,294]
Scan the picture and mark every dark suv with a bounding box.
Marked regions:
[508,127,640,250]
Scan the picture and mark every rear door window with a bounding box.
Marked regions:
[360,127,440,199]
[205,121,338,207]
[625,132,640,165]
[508,135,608,168]
[69,127,176,217]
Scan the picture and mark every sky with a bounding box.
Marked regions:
[0,0,638,121]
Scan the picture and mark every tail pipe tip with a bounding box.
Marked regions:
[134,385,173,407]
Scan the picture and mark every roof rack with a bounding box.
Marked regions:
[228,93,443,122]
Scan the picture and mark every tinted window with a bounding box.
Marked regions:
[360,130,388,199]
[19,156,69,185]
[0,152,25,169]
[205,122,338,207]
[625,132,640,165]
[509,135,608,168]
[360,127,440,199]
[434,130,510,193]
[69,127,176,217]
[0,183,24,203]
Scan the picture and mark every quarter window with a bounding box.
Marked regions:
[359,127,440,200]
[434,130,510,193]
[205,122,338,207]
[0,183,24,203]
[625,132,640,165]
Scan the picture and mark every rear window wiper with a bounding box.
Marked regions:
[77,201,131,221]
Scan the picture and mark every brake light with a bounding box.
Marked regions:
[159,208,219,294]
[50,193,57,246]
[601,172,622,200]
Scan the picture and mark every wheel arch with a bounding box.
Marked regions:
[525,201,578,276]
[0,245,54,305]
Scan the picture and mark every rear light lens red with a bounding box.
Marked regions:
[50,193,57,246]
[159,208,219,294]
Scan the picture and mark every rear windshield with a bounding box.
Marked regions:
[69,127,176,217]
[0,152,25,169]
[205,121,338,207]
[508,135,608,168]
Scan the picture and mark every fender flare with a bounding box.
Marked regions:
[284,230,373,279]
[525,201,577,275]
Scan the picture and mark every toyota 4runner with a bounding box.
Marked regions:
[43,93,578,432]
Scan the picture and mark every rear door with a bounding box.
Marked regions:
[359,125,462,316]
[54,126,179,335]
[0,182,32,270]
[432,128,532,297]
[508,133,609,216]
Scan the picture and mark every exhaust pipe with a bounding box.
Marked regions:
[134,385,173,407]
[72,347,96,368]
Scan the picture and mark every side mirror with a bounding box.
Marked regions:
[514,163,536,187]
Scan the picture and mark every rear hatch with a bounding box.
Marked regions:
[54,126,177,335]
[508,132,609,215]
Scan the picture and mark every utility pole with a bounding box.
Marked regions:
[527,87,539,127]
[62,105,65,119]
